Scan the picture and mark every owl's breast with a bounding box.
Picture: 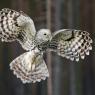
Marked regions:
[37,41,50,51]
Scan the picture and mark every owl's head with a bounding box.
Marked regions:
[36,29,52,44]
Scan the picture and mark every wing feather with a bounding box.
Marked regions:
[49,29,92,61]
[0,8,36,50]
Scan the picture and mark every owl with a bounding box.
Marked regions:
[0,8,92,83]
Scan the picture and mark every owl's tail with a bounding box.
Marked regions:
[10,50,49,83]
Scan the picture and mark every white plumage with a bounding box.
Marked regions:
[10,48,49,83]
[0,8,93,83]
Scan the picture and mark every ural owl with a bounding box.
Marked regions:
[0,8,92,83]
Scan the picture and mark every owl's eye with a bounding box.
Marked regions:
[44,33,47,35]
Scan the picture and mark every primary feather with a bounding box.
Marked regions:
[0,8,36,50]
[49,29,92,61]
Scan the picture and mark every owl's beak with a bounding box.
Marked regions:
[46,35,51,41]
[48,35,52,41]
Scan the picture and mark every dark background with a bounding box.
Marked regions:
[0,0,95,95]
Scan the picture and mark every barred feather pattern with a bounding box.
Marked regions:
[50,30,92,61]
[58,31,92,61]
[0,8,93,83]
[0,8,36,50]
[10,49,49,83]
[0,8,20,42]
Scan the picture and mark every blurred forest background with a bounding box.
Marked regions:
[0,0,95,95]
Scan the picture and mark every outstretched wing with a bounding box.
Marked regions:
[49,29,92,61]
[10,49,49,83]
[0,8,36,50]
